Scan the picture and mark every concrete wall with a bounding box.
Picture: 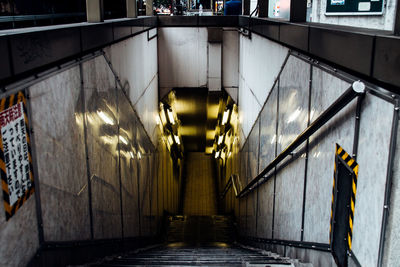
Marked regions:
[222,32,398,265]
[0,31,179,266]
[311,0,398,30]
[158,28,240,101]
[107,31,159,146]
[238,33,288,140]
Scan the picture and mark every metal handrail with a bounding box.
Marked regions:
[0,13,86,23]
[236,82,365,198]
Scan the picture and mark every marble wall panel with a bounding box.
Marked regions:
[383,123,400,267]
[273,56,310,241]
[158,28,208,98]
[246,119,260,237]
[118,90,140,238]
[0,196,39,267]
[29,66,91,241]
[259,85,278,171]
[256,177,274,239]
[277,56,310,155]
[351,93,393,266]
[139,155,151,236]
[303,68,354,243]
[82,56,122,239]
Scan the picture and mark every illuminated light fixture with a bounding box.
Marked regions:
[167,135,174,146]
[160,109,167,125]
[215,151,220,158]
[228,151,232,158]
[138,151,142,159]
[119,135,128,145]
[271,134,276,144]
[174,135,180,145]
[129,151,135,159]
[287,107,302,123]
[217,135,224,145]
[222,109,230,125]
[97,110,114,125]
[167,109,175,124]
[278,135,282,144]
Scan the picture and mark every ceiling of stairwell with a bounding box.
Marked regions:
[162,88,223,153]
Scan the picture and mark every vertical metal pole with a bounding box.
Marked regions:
[300,64,312,241]
[352,94,364,160]
[25,88,45,246]
[377,98,399,267]
[289,0,307,22]
[80,63,94,240]
[272,79,279,239]
[394,0,400,35]
[258,0,268,17]
[137,159,142,236]
[116,80,125,239]
[255,118,261,236]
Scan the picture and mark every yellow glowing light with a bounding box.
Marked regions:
[167,109,175,124]
[222,109,230,125]
[97,110,114,125]
[119,135,128,145]
[129,151,135,159]
[228,151,232,158]
[167,135,174,145]
[215,151,220,158]
[174,135,180,145]
[160,109,167,125]
[217,135,224,145]
[138,151,142,159]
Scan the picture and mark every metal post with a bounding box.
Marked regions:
[146,0,153,16]
[300,64,313,241]
[290,0,307,22]
[86,0,104,23]
[80,63,94,240]
[394,0,400,35]
[243,0,251,15]
[377,98,399,267]
[25,88,45,246]
[127,0,138,18]
[258,0,268,17]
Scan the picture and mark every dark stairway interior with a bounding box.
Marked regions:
[88,215,297,267]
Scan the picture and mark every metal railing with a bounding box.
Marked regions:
[222,82,366,199]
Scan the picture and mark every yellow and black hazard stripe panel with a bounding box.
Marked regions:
[0,91,35,221]
[330,143,359,266]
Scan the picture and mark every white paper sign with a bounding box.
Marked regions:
[0,102,31,206]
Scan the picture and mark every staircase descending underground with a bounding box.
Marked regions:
[88,215,310,266]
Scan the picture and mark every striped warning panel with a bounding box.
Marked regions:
[0,91,35,221]
[330,143,358,251]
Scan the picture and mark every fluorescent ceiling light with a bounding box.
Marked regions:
[138,151,142,159]
[215,151,220,158]
[167,109,175,124]
[97,110,114,125]
[174,135,180,145]
[222,109,230,125]
[129,151,135,159]
[218,135,224,145]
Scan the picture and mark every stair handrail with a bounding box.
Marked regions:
[237,82,366,198]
